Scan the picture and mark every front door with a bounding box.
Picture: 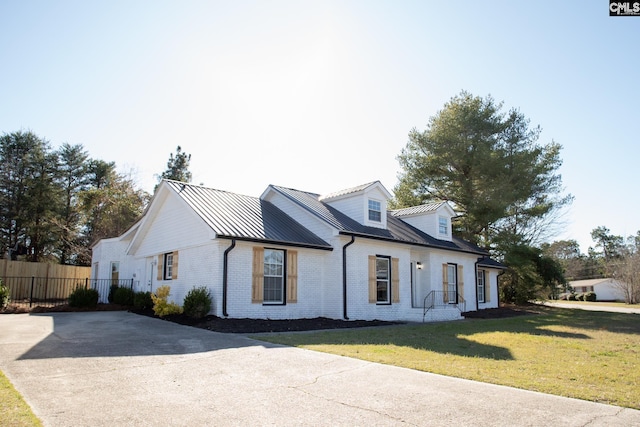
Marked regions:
[146,257,155,293]
[411,261,421,307]
[111,262,120,284]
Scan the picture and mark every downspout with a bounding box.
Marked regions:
[222,239,236,317]
[342,235,355,320]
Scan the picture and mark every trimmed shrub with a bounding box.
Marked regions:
[113,287,135,306]
[134,291,153,310]
[567,293,577,301]
[183,286,212,319]
[0,279,10,309]
[151,285,183,317]
[584,291,597,302]
[68,286,99,308]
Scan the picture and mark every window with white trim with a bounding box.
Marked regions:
[110,262,119,283]
[376,256,390,303]
[163,252,173,280]
[438,216,448,236]
[368,199,382,222]
[477,269,486,303]
[263,249,285,304]
[447,263,457,303]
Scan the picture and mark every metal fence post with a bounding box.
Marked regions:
[29,276,35,308]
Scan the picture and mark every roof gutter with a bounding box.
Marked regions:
[217,235,332,251]
[342,235,355,320]
[222,238,236,317]
[337,231,487,257]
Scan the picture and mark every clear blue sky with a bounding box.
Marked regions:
[1,1,638,253]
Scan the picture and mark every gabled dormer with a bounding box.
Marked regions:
[319,181,392,229]
[390,201,455,241]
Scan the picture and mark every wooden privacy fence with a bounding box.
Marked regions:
[1,259,92,307]
[1,259,91,282]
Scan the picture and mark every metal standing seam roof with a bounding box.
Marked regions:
[164,180,332,249]
[161,180,496,258]
[390,201,447,217]
[270,185,489,256]
[318,181,380,201]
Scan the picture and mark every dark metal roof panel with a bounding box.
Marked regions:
[477,257,507,269]
[319,181,379,201]
[165,181,331,249]
[390,202,444,217]
[270,185,363,230]
[270,185,488,255]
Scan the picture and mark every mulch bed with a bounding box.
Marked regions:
[462,304,545,319]
[2,303,542,334]
[130,308,401,333]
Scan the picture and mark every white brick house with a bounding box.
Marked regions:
[91,180,504,322]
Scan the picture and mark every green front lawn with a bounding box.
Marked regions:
[254,306,640,409]
[0,370,41,427]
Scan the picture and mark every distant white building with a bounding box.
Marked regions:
[569,278,624,301]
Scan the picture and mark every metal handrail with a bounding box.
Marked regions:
[423,290,466,322]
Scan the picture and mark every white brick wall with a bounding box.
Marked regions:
[152,242,221,313]
[223,241,331,320]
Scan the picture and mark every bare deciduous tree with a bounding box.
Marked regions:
[612,253,640,304]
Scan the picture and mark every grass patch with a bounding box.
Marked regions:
[254,306,640,409]
[0,370,42,427]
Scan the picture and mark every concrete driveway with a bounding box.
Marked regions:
[543,301,640,314]
[1,312,639,427]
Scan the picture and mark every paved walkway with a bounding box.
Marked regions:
[1,311,639,426]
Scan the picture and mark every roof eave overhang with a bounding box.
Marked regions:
[217,235,333,251]
[477,262,508,270]
[338,231,487,256]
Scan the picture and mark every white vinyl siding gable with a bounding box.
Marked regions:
[322,184,390,229]
[396,204,454,242]
[132,191,215,258]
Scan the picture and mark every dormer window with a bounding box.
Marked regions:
[368,199,382,222]
[438,216,448,236]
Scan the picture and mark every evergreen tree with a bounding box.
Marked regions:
[395,92,572,303]
[395,91,572,250]
[56,143,90,264]
[159,146,192,184]
[0,131,58,260]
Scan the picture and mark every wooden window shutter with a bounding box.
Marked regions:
[391,257,400,303]
[172,251,179,280]
[457,265,464,301]
[157,255,163,280]
[442,264,448,303]
[252,247,264,303]
[286,250,298,303]
[485,272,491,302]
[368,255,376,303]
